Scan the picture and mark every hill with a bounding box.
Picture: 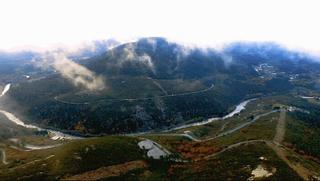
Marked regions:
[2,37,320,135]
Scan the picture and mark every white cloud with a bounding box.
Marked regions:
[120,44,155,72]
[0,0,319,54]
[41,52,106,91]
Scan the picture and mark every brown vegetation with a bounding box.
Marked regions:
[64,160,147,180]
[176,141,222,160]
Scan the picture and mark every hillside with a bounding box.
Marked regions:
[0,38,320,179]
[2,38,320,135]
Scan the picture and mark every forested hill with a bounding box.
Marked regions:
[3,37,320,135]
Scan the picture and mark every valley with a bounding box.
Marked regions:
[1,0,320,179]
[1,91,320,180]
[0,38,320,180]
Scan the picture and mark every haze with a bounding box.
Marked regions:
[0,0,319,53]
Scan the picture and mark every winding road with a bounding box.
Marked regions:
[146,132,200,142]
[9,155,55,171]
[202,110,279,142]
[203,109,315,180]
[54,84,215,105]
[159,110,278,142]
[205,140,266,158]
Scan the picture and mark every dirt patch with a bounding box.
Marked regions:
[64,160,147,180]
[248,164,274,180]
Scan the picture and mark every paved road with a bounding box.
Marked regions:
[54,84,215,105]
[147,132,200,142]
[147,107,315,179]
[202,110,279,142]
[147,110,278,144]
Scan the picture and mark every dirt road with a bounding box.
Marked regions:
[205,140,266,158]
[267,142,311,180]
[268,110,314,180]
[273,110,286,144]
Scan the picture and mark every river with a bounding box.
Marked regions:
[0,82,256,139]
[0,84,11,97]
[166,99,255,131]
[0,83,80,140]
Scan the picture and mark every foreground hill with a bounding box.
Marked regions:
[2,95,320,180]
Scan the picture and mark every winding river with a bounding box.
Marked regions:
[0,83,80,140]
[166,99,255,131]
[0,83,256,139]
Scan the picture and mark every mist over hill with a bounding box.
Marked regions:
[0,37,319,135]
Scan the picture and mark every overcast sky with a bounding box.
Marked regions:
[0,0,319,53]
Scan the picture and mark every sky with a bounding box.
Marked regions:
[0,0,319,53]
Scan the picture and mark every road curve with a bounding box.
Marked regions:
[202,110,279,142]
[54,84,215,105]
[205,140,266,159]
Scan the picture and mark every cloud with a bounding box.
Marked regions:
[220,53,233,68]
[146,38,157,52]
[138,53,155,72]
[120,44,155,72]
[41,52,106,91]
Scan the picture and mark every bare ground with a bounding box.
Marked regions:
[64,160,147,180]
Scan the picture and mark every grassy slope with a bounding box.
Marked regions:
[284,116,320,174]
[0,136,144,180]
[111,143,302,180]
[169,142,301,180]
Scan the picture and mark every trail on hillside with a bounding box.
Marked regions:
[205,140,266,158]
[148,77,168,95]
[9,155,55,171]
[267,142,311,180]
